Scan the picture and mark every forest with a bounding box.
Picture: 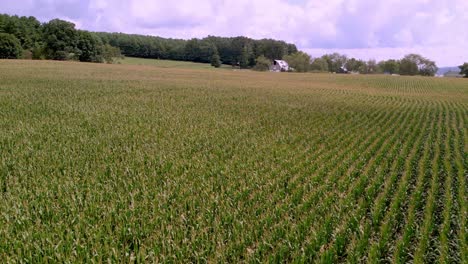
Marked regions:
[0,14,297,66]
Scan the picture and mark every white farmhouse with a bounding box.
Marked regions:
[271,60,289,72]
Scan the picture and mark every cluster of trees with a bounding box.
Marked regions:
[283,51,312,72]
[310,53,438,76]
[0,32,22,59]
[253,55,272,71]
[459,63,468,78]
[0,14,298,67]
[277,52,439,76]
[97,33,298,67]
[0,14,122,63]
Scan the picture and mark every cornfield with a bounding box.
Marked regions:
[0,60,466,263]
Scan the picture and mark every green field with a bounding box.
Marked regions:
[119,57,232,70]
[0,60,466,263]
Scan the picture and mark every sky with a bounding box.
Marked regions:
[2,0,467,66]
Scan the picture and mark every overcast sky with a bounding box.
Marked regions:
[2,0,467,66]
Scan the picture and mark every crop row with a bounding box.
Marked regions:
[0,61,466,262]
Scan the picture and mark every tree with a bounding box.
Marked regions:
[199,40,216,63]
[239,46,250,69]
[401,54,438,76]
[0,33,22,59]
[419,59,437,76]
[101,44,122,64]
[42,19,79,60]
[254,39,290,61]
[31,43,45,59]
[0,15,6,32]
[77,31,103,62]
[211,53,221,68]
[253,55,271,71]
[287,44,298,54]
[283,51,311,72]
[95,32,296,66]
[322,53,347,73]
[358,63,368,74]
[366,59,378,74]
[459,63,468,78]
[345,58,366,73]
[184,38,201,62]
[0,14,42,51]
[210,47,221,68]
[378,59,400,74]
[310,57,329,72]
[399,58,419,76]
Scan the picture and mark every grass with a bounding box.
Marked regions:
[0,59,466,263]
[119,57,232,70]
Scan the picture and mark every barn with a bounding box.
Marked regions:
[271,60,289,72]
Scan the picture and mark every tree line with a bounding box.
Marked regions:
[0,14,122,63]
[279,52,442,76]
[1,13,466,77]
[0,14,297,66]
[97,32,298,67]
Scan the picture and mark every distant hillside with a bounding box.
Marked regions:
[437,66,460,75]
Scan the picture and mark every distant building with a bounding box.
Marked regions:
[337,66,348,74]
[271,60,289,72]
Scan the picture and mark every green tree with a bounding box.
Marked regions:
[101,44,122,64]
[378,59,400,74]
[401,54,438,76]
[240,46,249,69]
[322,53,347,73]
[199,40,216,63]
[419,60,437,76]
[77,31,103,62]
[0,33,22,59]
[366,59,378,74]
[283,51,311,72]
[253,55,271,71]
[183,38,201,62]
[31,43,45,60]
[287,44,298,54]
[358,63,368,74]
[459,63,468,78]
[211,53,221,68]
[254,39,289,61]
[95,32,296,66]
[42,19,80,60]
[0,14,6,32]
[210,47,221,68]
[345,58,366,73]
[310,57,329,72]
[0,14,42,51]
[399,58,419,76]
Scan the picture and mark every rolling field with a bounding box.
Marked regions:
[0,60,466,263]
[119,57,232,70]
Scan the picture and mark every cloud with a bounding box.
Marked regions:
[1,0,467,66]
